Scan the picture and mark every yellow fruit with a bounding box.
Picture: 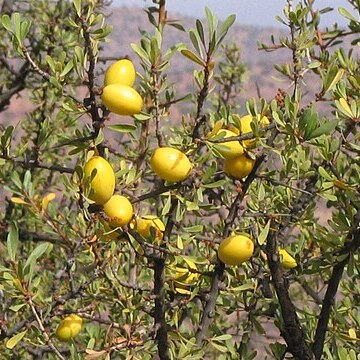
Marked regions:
[134,215,165,242]
[211,129,244,159]
[238,114,270,148]
[101,84,143,116]
[55,314,82,342]
[83,156,115,205]
[224,153,255,179]
[150,147,192,182]
[218,234,254,265]
[103,194,134,228]
[279,249,297,269]
[174,258,199,292]
[104,59,136,87]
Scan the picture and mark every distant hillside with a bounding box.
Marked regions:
[104,6,291,107]
[3,4,347,126]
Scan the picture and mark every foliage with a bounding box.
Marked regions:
[0,0,359,359]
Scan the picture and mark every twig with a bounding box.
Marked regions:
[0,154,74,173]
[312,209,360,359]
[27,297,66,360]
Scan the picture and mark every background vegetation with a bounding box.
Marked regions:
[0,0,359,359]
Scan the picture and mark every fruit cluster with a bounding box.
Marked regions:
[209,115,269,179]
[82,59,294,298]
[101,59,143,116]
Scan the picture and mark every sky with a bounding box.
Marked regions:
[112,0,352,27]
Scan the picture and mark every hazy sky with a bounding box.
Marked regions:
[112,0,352,27]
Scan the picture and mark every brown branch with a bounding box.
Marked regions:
[312,209,360,359]
[0,154,74,174]
[195,151,271,345]
[266,229,314,360]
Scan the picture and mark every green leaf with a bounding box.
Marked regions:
[212,334,232,342]
[180,49,205,67]
[318,166,333,181]
[24,242,52,277]
[258,219,270,245]
[338,7,358,22]
[205,7,218,39]
[107,124,137,133]
[323,66,344,93]
[162,193,172,216]
[202,179,226,188]
[7,223,19,262]
[1,14,13,33]
[60,60,74,77]
[6,330,27,349]
[189,29,203,58]
[195,19,205,46]
[73,0,82,17]
[308,119,338,139]
[298,107,318,140]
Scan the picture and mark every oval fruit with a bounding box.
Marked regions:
[103,194,134,227]
[211,128,244,159]
[55,314,83,342]
[101,84,143,116]
[133,215,165,243]
[84,156,115,205]
[174,258,199,293]
[104,59,136,87]
[224,153,255,179]
[279,249,297,269]
[150,147,192,182]
[238,114,270,148]
[218,234,254,265]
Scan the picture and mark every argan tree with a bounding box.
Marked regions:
[0,0,359,359]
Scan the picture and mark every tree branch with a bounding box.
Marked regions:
[312,208,360,359]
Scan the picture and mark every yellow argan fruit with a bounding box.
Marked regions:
[101,84,143,116]
[279,249,297,269]
[224,153,255,180]
[174,258,199,293]
[238,114,270,148]
[211,128,244,159]
[103,194,134,228]
[55,314,83,342]
[150,147,192,182]
[83,156,115,205]
[104,59,136,87]
[133,215,165,243]
[218,234,254,265]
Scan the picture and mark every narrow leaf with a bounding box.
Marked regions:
[6,330,27,349]
[107,124,137,133]
[7,223,19,261]
[258,219,271,245]
[180,49,205,67]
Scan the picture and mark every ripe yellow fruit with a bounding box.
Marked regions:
[104,59,136,87]
[150,147,192,182]
[133,215,165,243]
[101,84,143,116]
[103,195,134,228]
[238,114,270,148]
[174,258,199,293]
[55,314,82,342]
[218,234,254,265]
[211,128,244,159]
[83,156,115,205]
[224,153,255,179]
[279,249,297,269]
